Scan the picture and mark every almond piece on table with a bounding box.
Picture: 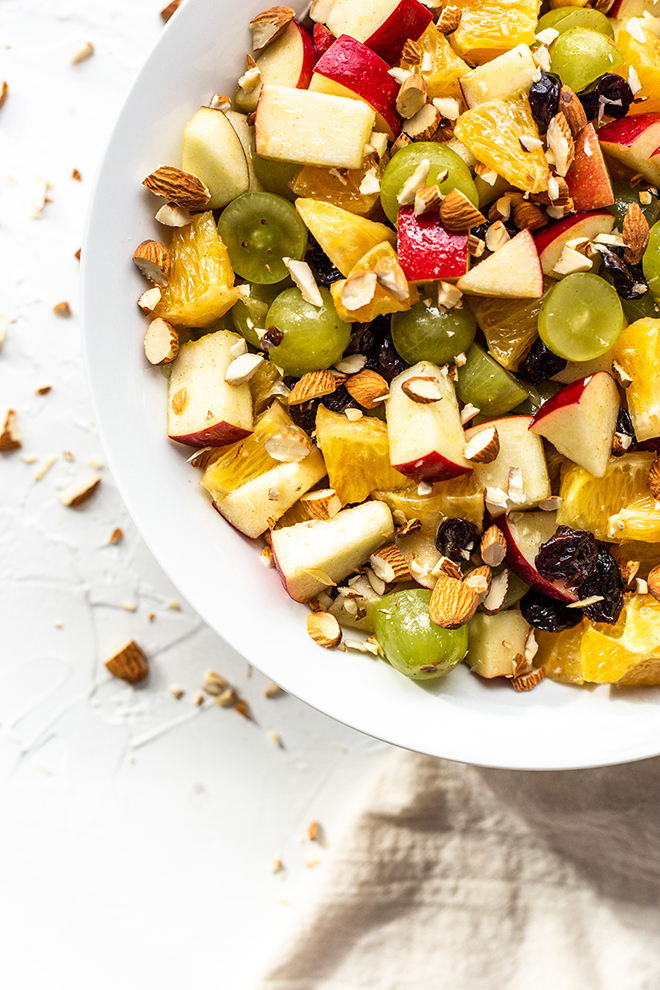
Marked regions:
[60,474,102,508]
[440,188,486,232]
[132,240,171,287]
[250,6,295,51]
[623,202,650,266]
[436,6,462,34]
[0,409,21,452]
[71,41,94,65]
[345,369,389,409]
[105,640,148,684]
[464,426,499,463]
[161,0,183,22]
[480,524,507,566]
[370,542,411,583]
[429,574,479,629]
[401,375,443,403]
[53,301,72,318]
[142,165,210,211]
[559,85,588,137]
[288,369,342,405]
[0,81,8,110]
[264,429,311,462]
[144,318,179,365]
[396,74,427,119]
[137,286,162,314]
[307,611,342,649]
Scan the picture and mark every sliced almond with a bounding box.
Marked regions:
[71,41,94,64]
[249,6,295,51]
[484,221,510,253]
[307,611,342,649]
[203,671,229,696]
[137,286,162,313]
[264,429,311,462]
[546,112,574,177]
[132,240,171,287]
[464,426,499,464]
[0,81,8,110]
[436,5,462,34]
[397,158,431,206]
[437,281,463,310]
[298,489,342,520]
[335,354,367,374]
[519,135,543,152]
[161,0,183,21]
[401,38,422,66]
[53,301,71,318]
[370,542,411,583]
[649,458,660,501]
[480,524,507,566]
[264,681,284,698]
[647,564,660,602]
[343,369,388,409]
[440,188,485,232]
[144,318,179,365]
[374,262,410,301]
[341,271,377,311]
[414,183,442,217]
[209,93,232,111]
[60,474,102,508]
[283,257,323,307]
[142,165,210,211]
[482,568,508,614]
[460,402,480,425]
[512,667,545,692]
[396,74,427,119]
[559,85,588,137]
[429,574,479,629]
[225,352,264,386]
[539,495,563,512]
[105,640,148,684]
[623,202,650,266]
[432,97,461,121]
[155,202,192,226]
[0,409,21,452]
[288,369,342,405]
[553,244,591,276]
[513,200,548,231]
[401,375,443,403]
[402,103,441,141]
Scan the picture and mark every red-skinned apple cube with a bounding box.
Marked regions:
[565,123,614,213]
[499,511,578,603]
[238,20,317,112]
[397,207,469,282]
[313,23,336,57]
[325,0,432,66]
[533,210,615,276]
[598,114,660,187]
[463,416,551,511]
[456,230,543,298]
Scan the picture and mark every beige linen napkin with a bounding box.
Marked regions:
[257,749,660,990]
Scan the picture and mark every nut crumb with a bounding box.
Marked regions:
[0,81,8,110]
[170,685,185,700]
[0,409,22,452]
[303,857,320,869]
[71,41,94,64]
[215,687,237,707]
[105,640,148,684]
[161,0,184,21]
[168,600,181,610]
[53,301,71,318]
[202,671,229,696]
[60,474,101,507]
[235,698,251,720]
[75,248,81,261]
[270,858,284,874]
[109,527,123,544]
[62,450,75,462]
[267,729,283,748]
[34,454,57,481]
[193,692,205,707]
[148,612,156,623]
[36,385,51,395]
[71,168,82,181]
[265,681,284,698]
[122,602,137,612]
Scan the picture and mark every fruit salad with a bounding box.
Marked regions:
[133,0,660,691]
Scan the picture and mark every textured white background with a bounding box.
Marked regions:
[0,3,389,987]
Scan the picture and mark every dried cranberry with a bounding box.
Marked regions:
[613,407,636,457]
[535,525,598,590]
[320,383,361,413]
[471,218,519,244]
[579,74,633,122]
[261,325,284,349]
[580,544,624,624]
[378,327,410,382]
[597,245,648,300]
[288,396,319,432]
[435,517,480,562]
[305,242,343,287]
[520,589,583,632]
[518,337,567,385]
[346,316,389,356]
[529,73,561,133]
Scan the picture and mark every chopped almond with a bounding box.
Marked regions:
[105,640,148,684]
[53,301,71,318]
[132,240,171,287]
[60,474,102,508]
[307,612,342,648]
[144,318,179,365]
[0,409,21,452]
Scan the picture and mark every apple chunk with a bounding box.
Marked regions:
[271,500,395,602]
[466,611,531,679]
[397,207,469,282]
[167,331,253,447]
[182,108,249,209]
[325,0,432,65]
[255,84,375,169]
[386,362,471,482]
[533,210,615,277]
[565,124,614,214]
[235,20,316,113]
[499,510,577,603]
[528,372,620,478]
[460,45,537,108]
[464,416,551,512]
[457,230,543,299]
[598,113,660,188]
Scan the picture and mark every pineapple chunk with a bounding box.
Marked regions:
[295,198,396,276]
[154,213,239,327]
[451,0,541,65]
[330,242,418,322]
[415,23,470,101]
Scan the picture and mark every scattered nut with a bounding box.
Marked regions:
[512,667,545,692]
[265,682,284,698]
[53,301,71,318]
[401,375,443,403]
[161,0,183,21]
[132,240,171,287]
[307,612,342,648]
[402,103,441,141]
[429,574,479,629]
[105,640,148,684]
[71,41,94,65]
[71,168,82,181]
[464,426,499,464]
[137,286,162,314]
[414,183,442,216]
[482,568,508,614]
[224,352,264,386]
[288,369,343,405]
[209,93,232,111]
[369,542,411,583]
[144,318,179,365]
[264,429,311,462]
[109,527,124,544]
[249,6,295,51]
[401,39,422,65]
[155,202,192,227]
[59,474,102,508]
[345,369,389,409]
[440,188,485,231]
[341,271,377,311]
[436,5,462,34]
[480,524,507,566]
[396,74,427,119]
[623,202,650,266]
[0,409,21,452]
[546,112,574,177]
[0,81,8,110]
[203,671,229,696]
[282,257,323,307]
[559,85,588,137]
[648,564,660,602]
[143,165,210,211]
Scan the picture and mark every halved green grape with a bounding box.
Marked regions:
[608,180,660,230]
[380,143,479,225]
[536,8,614,39]
[538,273,623,362]
[253,154,299,201]
[231,281,291,347]
[391,300,477,366]
[265,287,351,376]
[218,192,307,284]
[455,343,528,418]
[369,589,468,681]
[643,220,660,296]
[512,379,563,415]
[549,28,622,94]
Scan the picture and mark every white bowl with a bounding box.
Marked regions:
[82,0,660,770]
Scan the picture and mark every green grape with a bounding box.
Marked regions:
[231,281,291,347]
[536,8,614,39]
[549,28,623,94]
[538,273,623,362]
[217,192,307,284]
[391,300,477,366]
[253,154,299,202]
[380,143,479,225]
[455,343,528,418]
[369,589,468,681]
[608,180,660,230]
[265,287,351,376]
[643,220,660,296]
[621,289,660,324]
[512,379,563,415]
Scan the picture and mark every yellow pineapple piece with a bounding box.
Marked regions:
[154,212,239,327]
[315,404,408,505]
[291,154,386,217]
[414,23,470,101]
[611,318,660,441]
[294,198,396,276]
[536,621,587,684]
[467,286,554,371]
[454,95,549,194]
[558,452,660,543]
[373,472,484,527]
[451,0,541,64]
[201,401,292,499]
[615,22,660,112]
[330,242,419,323]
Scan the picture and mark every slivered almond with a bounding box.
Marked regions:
[482,568,508,614]
[341,271,377,311]
[71,41,94,64]
[0,410,21,452]
[161,0,183,22]
[650,458,660,501]
[288,369,342,405]
[464,426,499,464]
[60,474,102,507]
[209,93,232,111]
[513,200,548,231]
[225,353,264,385]
[345,369,389,409]
[559,85,588,137]
[512,667,545,692]
[105,640,148,684]
[396,74,427,119]
[623,202,650,265]
[132,240,171,287]
[142,165,210,210]
[370,542,411,583]
[429,574,479,629]
[401,375,443,403]
[414,183,442,216]
[144,318,179,365]
[249,6,295,51]
[440,188,485,231]
[402,103,441,141]
[283,257,323,306]
[546,112,574,177]
[137,286,162,313]
[648,564,660,602]
[480,524,507,566]
[401,38,422,65]
[298,489,341,520]
[264,429,311,462]
[0,81,8,110]
[436,6,462,34]
[155,202,192,226]
[464,564,492,603]
[307,611,342,648]
[171,388,188,414]
[619,559,640,588]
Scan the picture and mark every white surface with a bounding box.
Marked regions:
[0,5,388,988]
[83,0,660,769]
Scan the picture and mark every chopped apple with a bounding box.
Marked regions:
[456,230,543,298]
[235,20,316,113]
[610,0,660,15]
[295,198,395,276]
[397,207,469,283]
[386,362,471,482]
[270,500,395,602]
[598,113,660,188]
[396,525,442,590]
[466,611,531,679]
[528,372,620,478]
[533,210,615,277]
[565,124,614,213]
[499,510,578,603]
[167,331,253,447]
[313,23,336,58]
[325,0,432,65]
[255,85,375,170]
[459,45,537,108]
[225,110,264,192]
[181,108,249,210]
[310,35,401,139]
[464,416,551,512]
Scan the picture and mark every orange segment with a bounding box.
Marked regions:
[291,154,386,216]
[415,24,470,101]
[580,595,660,684]
[373,472,484,527]
[615,23,660,115]
[466,288,552,371]
[295,198,396,276]
[536,621,586,684]
[201,402,292,498]
[611,317,660,441]
[451,0,541,64]
[330,241,418,323]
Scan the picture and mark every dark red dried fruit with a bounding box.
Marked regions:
[435,517,480,562]
[580,544,624,624]
[598,245,648,300]
[305,243,343,287]
[535,525,598,590]
[520,589,583,632]
[287,396,319,432]
[378,327,410,381]
[518,337,567,385]
[579,74,633,122]
[529,72,561,134]
[261,325,284,349]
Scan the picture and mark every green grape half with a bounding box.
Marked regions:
[265,287,351,376]
[455,343,528,418]
[608,180,660,230]
[536,8,614,39]
[218,192,307,284]
[391,300,477,366]
[252,154,299,202]
[380,143,479,225]
[538,273,623,361]
[643,220,660,296]
[369,589,468,681]
[231,281,291,347]
[549,28,623,94]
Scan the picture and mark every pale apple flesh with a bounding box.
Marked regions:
[235,20,317,113]
[466,610,532,678]
[397,207,469,282]
[457,229,543,298]
[182,107,249,209]
[533,210,615,277]
[463,416,551,512]
[460,44,537,108]
[499,510,577,603]
[598,114,660,188]
[325,0,432,65]
[565,123,614,213]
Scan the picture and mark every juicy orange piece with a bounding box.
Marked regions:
[315,405,408,505]
[154,212,239,327]
[373,472,484,527]
[294,199,396,276]
[414,23,470,101]
[330,241,418,322]
[467,287,553,371]
[581,595,660,684]
[611,317,660,441]
[616,23,660,115]
[454,95,549,194]
[201,402,292,499]
[536,621,587,684]
[451,0,541,64]
[291,154,386,216]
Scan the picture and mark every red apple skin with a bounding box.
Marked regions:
[365,0,433,65]
[392,450,471,483]
[533,209,613,257]
[598,113,660,147]
[312,35,401,138]
[291,20,318,88]
[528,374,592,430]
[397,207,469,282]
[169,422,252,448]
[313,22,336,58]
[498,516,577,603]
[565,124,614,212]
